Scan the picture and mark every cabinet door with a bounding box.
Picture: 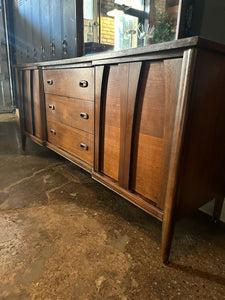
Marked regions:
[49,0,62,60]
[39,0,51,61]
[95,58,183,210]
[24,0,33,62]
[31,0,42,61]
[16,0,26,63]
[18,69,46,142]
[12,2,22,64]
[130,60,182,208]
[95,63,141,183]
[61,0,83,58]
[61,0,76,58]
[96,65,121,181]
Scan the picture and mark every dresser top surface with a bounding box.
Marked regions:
[15,36,225,70]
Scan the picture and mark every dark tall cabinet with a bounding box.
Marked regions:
[8,0,83,64]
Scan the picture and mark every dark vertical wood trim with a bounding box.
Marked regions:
[94,65,105,172]
[162,48,197,264]
[17,70,23,129]
[119,62,143,189]
[75,0,84,57]
[175,0,184,39]
[23,70,33,134]
[129,62,148,192]
[99,66,110,173]
[38,67,47,141]
[118,63,130,187]
[30,70,35,135]
[176,0,192,39]
[125,62,143,189]
[21,70,26,129]
[15,68,20,109]
[20,70,26,150]
[149,0,155,28]
[158,58,183,210]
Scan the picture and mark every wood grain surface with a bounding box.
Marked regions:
[47,120,94,166]
[23,70,33,134]
[43,68,94,101]
[45,94,94,134]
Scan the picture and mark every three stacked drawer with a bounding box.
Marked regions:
[43,68,94,167]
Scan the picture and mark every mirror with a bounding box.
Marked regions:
[83,0,181,54]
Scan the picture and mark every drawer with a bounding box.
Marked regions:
[47,120,94,166]
[45,94,94,134]
[43,68,94,101]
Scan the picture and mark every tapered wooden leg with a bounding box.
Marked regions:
[21,134,26,151]
[162,213,175,264]
[212,195,224,222]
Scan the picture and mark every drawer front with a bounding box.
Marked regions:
[43,68,94,101]
[47,120,94,166]
[45,94,94,134]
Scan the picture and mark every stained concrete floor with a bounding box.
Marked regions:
[0,113,224,300]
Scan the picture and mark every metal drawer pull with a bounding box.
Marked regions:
[49,104,55,110]
[80,143,88,151]
[50,129,56,135]
[47,79,53,85]
[79,80,88,88]
[80,112,89,119]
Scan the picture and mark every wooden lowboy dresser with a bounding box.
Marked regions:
[15,37,225,263]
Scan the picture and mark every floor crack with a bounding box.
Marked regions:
[1,162,64,194]
[45,181,70,204]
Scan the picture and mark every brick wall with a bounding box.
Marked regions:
[100,0,171,46]
[101,16,115,45]
[100,0,115,45]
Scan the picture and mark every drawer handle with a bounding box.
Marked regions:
[49,104,55,110]
[80,143,88,151]
[50,129,56,135]
[47,79,53,85]
[80,112,89,119]
[79,80,88,88]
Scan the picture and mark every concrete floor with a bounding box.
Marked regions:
[0,114,224,300]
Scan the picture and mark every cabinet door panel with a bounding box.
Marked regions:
[60,0,83,58]
[101,65,121,181]
[138,63,165,138]
[130,62,165,203]
[31,0,42,61]
[40,0,51,61]
[50,0,62,60]
[61,0,76,58]
[130,59,183,206]
[24,0,33,62]
[18,1,26,63]
[12,1,24,64]
[131,133,163,203]
[23,70,33,134]
[96,58,182,209]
